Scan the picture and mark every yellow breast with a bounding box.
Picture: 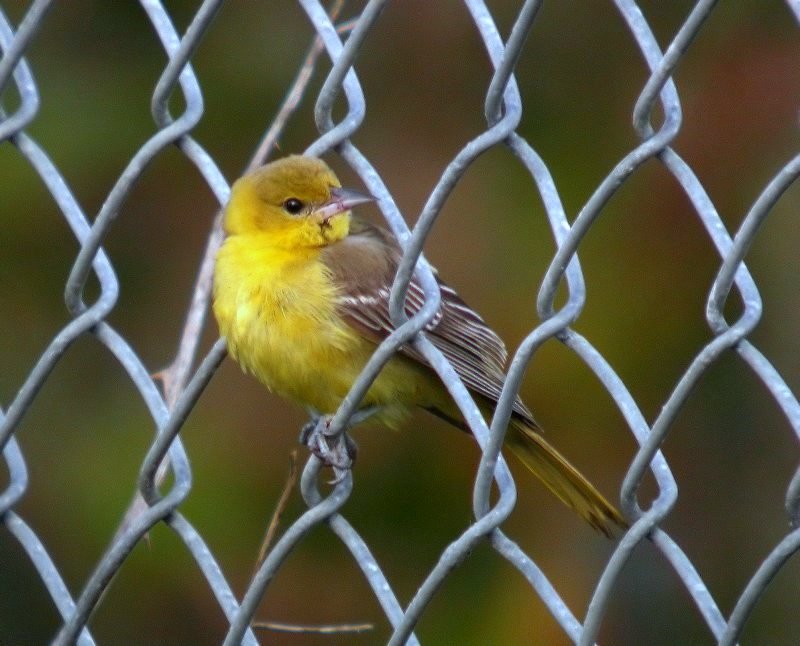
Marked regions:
[213,235,431,422]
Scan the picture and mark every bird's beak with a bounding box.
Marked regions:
[314,186,374,222]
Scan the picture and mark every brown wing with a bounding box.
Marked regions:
[320,218,534,422]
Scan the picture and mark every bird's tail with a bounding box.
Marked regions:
[505,419,626,536]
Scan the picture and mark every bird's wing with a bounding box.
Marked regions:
[320,219,534,421]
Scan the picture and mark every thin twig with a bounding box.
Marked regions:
[252,620,373,634]
[253,450,299,574]
[248,9,337,170]
[248,4,353,171]
[115,0,348,541]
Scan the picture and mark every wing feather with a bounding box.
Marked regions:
[321,218,533,421]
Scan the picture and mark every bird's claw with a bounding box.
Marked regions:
[299,415,358,476]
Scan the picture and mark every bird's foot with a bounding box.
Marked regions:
[299,407,381,481]
[299,415,358,475]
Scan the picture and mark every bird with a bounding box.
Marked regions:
[212,154,625,535]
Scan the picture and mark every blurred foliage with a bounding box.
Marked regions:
[1,1,799,644]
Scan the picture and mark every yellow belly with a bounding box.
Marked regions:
[213,236,433,425]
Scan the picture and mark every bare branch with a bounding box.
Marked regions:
[254,451,299,573]
[252,620,373,634]
[115,0,349,542]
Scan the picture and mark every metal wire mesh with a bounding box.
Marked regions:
[2,1,799,643]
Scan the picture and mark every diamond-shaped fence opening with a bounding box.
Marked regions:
[2,1,799,644]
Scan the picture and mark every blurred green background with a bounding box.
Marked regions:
[1,1,799,643]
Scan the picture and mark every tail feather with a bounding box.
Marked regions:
[505,419,626,536]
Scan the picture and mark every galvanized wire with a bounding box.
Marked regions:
[1,1,799,644]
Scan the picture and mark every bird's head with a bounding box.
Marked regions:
[223,155,373,248]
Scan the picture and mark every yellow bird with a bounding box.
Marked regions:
[213,155,625,535]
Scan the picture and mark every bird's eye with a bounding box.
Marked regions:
[283,198,305,215]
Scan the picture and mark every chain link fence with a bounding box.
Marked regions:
[2,0,799,643]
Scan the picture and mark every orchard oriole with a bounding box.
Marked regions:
[213,155,625,535]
